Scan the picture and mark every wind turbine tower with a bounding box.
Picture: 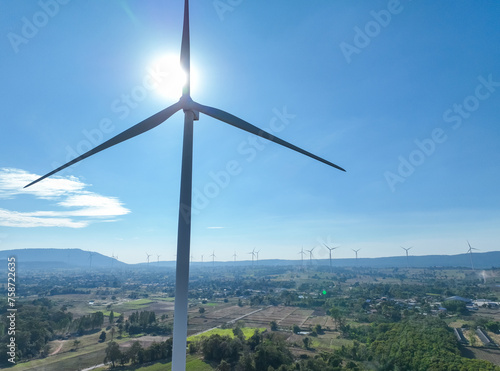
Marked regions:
[305,247,316,266]
[401,246,413,269]
[352,249,360,262]
[298,247,306,267]
[88,251,96,270]
[248,248,256,265]
[210,251,216,268]
[233,251,237,262]
[146,253,151,265]
[466,241,478,271]
[23,1,345,368]
[324,243,339,271]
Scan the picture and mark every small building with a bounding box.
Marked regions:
[445,296,472,303]
[454,328,468,344]
[476,328,497,347]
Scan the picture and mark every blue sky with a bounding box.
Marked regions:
[1,0,499,264]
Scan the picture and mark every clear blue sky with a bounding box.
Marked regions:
[1,1,499,264]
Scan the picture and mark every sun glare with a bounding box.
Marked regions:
[149,54,187,100]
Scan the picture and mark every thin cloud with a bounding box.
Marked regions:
[207,226,225,229]
[0,168,130,228]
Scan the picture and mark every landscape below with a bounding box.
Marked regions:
[0,248,500,370]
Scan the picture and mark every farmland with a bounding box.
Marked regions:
[1,265,500,370]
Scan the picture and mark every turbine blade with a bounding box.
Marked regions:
[180,0,190,96]
[25,101,183,188]
[192,102,346,172]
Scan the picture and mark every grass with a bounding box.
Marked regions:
[187,327,265,342]
[114,299,154,311]
[123,355,214,370]
[101,310,122,317]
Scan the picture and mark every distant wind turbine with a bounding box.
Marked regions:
[324,243,339,271]
[210,251,216,267]
[157,254,161,265]
[88,251,95,270]
[466,241,479,271]
[298,247,306,266]
[306,247,316,266]
[248,248,256,265]
[352,248,360,261]
[201,254,203,263]
[146,253,151,265]
[233,252,237,262]
[23,1,345,368]
[255,250,260,265]
[401,246,413,269]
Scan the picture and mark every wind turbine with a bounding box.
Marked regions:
[324,243,339,271]
[146,253,152,265]
[201,254,203,263]
[88,251,95,270]
[466,241,478,271]
[352,248,360,262]
[298,247,306,266]
[248,248,256,265]
[401,246,412,269]
[232,251,237,262]
[210,251,216,267]
[157,254,161,265]
[255,250,260,265]
[305,247,316,266]
[23,1,345,368]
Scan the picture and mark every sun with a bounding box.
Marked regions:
[148,53,187,100]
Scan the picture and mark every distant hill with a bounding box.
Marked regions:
[0,248,128,270]
[0,248,498,270]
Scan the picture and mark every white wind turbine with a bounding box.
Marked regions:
[23,1,345,368]
[401,246,412,269]
[146,253,152,265]
[210,251,216,268]
[306,247,316,266]
[466,241,479,271]
[298,247,306,267]
[324,243,339,271]
[248,248,256,265]
[352,248,360,262]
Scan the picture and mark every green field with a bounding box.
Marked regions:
[187,327,265,342]
[133,356,214,370]
[113,299,154,311]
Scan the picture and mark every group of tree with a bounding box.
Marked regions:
[104,339,172,368]
[73,311,104,335]
[123,310,171,335]
[0,298,71,366]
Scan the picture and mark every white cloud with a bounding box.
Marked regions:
[0,168,130,228]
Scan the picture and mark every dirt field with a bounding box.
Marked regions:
[464,347,500,366]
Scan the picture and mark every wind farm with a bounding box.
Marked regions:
[2,0,500,370]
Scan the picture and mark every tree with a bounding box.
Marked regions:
[104,341,121,368]
[199,307,206,314]
[217,359,231,371]
[99,331,107,343]
[329,306,344,330]
[270,321,278,331]
[233,326,244,340]
[292,324,300,334]
[109,310,114,325]
[73,339,80,351]
[302,337,310,349]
